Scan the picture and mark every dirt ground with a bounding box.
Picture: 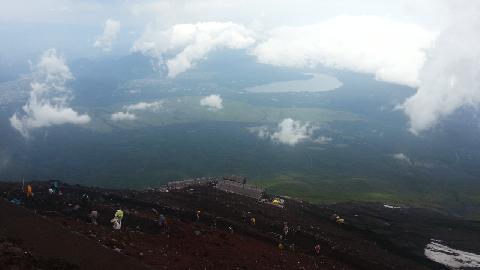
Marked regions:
[0,181,466,269]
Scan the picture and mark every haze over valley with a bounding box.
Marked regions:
[1,2,480,269]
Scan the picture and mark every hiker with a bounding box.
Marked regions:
[158,214,166,226]
[163,216,170,233]
[111,209,124,230]
[166,216,172,233]
[80,193,91,208]
[81,194,90,207]
[158,214,166,232]
[90,210,98,225]
[283,222,289,236]
[111,217,121,229]
[335,215,345,225]
[26,184,33,198]
[115,209,124,221]
[81,193,89,202]
[196,210,201,221]
[51,181,59,195]
[315,244,321,254]
[250,217,256,225]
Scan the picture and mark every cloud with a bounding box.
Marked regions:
[10,49,90,137]
[124,100,163,112]
[110,100,164,121]
[132,22,255,77]
[128,1,448,31]
[392,153,411,163]
[248,126,270,139]
[313,136,332,144]
[249,118,316,146]
[4,1,475,135]
[400,2,480,134]
[271,118,316,145]
[94,19,121,51]
[200,94,223,110]
[252,15,436,87]
[111,111,137,121]
[127,3,480,134]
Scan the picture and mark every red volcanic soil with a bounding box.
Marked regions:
[0,181,454,269]
[0,198,148,270]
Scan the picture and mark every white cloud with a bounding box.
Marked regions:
[313,136,332,144]
[250,118,316,146]
[110,100,163,121]
[200,94,223,110]
[392,153,411,163]
[111,111,137,121]
[400,2,480,134]
[127,5,476,134]
[248,126,270,139]
[132,22,255,77]
[124,100,163,112]
[4,1,477,135]
[10,49,90,137]
[128,1,448,31]
[271,118,315,145]
[253,15,436,87]
[127,3,480,134]
[94,19,121,52]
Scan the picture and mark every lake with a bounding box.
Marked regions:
[245,73,343,93]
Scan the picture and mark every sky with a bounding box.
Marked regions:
[1,0,479,135]
[0,0,450,58]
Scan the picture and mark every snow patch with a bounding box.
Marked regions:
[383,204,401,209]
[424,239,480,269]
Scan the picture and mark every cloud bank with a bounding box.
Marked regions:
[128,4,480,135]
[5,1,475,135]
[200,94,223,110]
[400,2,480,134]
[132,22,255,77]
[94,19,121,52]
[253,15,436,87]
[111,100,163,121]
[10,49,90,137]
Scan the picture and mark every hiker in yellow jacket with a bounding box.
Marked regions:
[111,209,124,229]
